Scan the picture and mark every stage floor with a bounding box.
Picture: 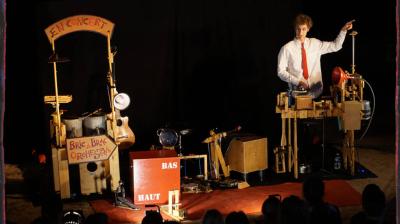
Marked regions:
[87,178,361,223]
[5,141,395,224]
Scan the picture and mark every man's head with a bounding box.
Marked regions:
[294,14,313,41]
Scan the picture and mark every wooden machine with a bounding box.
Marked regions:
[275,30,370,178]
[202,126,242,179]
[202,129,232,179]
[44,15,134,199]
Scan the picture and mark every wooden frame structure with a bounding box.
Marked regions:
[275,91,363,179]
[44,15,121,199]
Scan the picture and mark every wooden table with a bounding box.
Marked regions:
[275,92,361,178]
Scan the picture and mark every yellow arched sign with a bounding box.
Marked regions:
[44,15,114,43]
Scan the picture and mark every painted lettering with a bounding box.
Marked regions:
[138,193,161,202]
[161,162,178,169]
[49,27,58,38]
[69,146,112,162]
[91,138,106,147]
[69,140,86,150]
[55,23,65,33]
[45,15,114,42]
[67,135,116,164]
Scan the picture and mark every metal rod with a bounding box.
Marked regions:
[350,31,358,74]
[107,32,118,141]
[51,38,61,146]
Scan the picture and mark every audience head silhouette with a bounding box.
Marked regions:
[362,183,386,217]
[225,211,249,224]
[202,209,224,224]
[351,183,387,224]
[303,175,342,224]
[261,194,281,224]
[281,195,306,224]
[141,210,163,224]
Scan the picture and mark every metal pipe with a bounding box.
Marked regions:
[350,31,358,74]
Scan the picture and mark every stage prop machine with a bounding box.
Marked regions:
[275,30,373,179]
[44,15,134,199]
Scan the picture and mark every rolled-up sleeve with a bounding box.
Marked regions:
[277,46,301,86]
[319,31,347,55]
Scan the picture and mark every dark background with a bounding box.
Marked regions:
[4,0,396,163]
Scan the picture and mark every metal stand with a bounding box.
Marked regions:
[114,180,140,210]
[177,129,191,156]
[177,134,183,156]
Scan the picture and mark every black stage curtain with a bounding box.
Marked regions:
[0,0,5,222]
[4,0,396,162]
[397,0,400,219]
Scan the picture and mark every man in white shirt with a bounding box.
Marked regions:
[277,14,354,98]
[277,14,354,169]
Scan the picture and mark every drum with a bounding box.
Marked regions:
[157,128,178,147]
[83,114,107,136]
[62,116,83,138]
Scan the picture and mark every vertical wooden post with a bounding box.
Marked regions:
[293,115,298,179]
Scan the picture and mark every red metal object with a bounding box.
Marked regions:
[332,66,348,85]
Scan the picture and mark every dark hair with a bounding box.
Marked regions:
[281,195,306,224]
[294,14,313,29]
[362,184,386,216]
[202,209,224,224]
[225,211,249,224]
[262,195,281,224]
[142,210,163,224]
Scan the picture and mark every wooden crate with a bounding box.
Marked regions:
[52,139,120,198]
[342,101,362,130]
[130,150,180,205]
[79,161,107,195]
[295,95,313,110]
[226,137,268,174]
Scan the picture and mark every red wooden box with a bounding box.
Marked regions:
[129,150,180,205]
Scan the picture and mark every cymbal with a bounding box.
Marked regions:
[48,53,70,63]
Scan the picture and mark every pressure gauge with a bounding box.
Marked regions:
[114,93,131,110]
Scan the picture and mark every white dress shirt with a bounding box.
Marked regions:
[277,31,347,98]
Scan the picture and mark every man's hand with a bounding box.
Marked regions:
[341,19,355,31]
[298,81,309,90]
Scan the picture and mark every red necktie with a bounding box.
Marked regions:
[301,43,309,80]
